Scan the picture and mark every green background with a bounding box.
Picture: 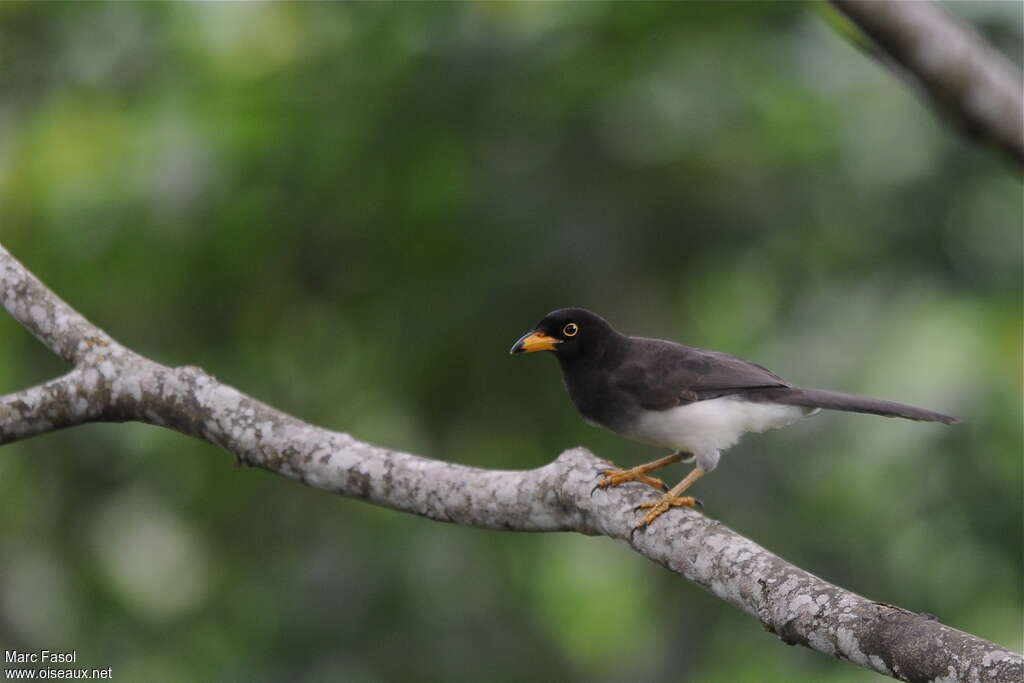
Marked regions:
[1,2,1021,681]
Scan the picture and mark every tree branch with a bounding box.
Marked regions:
[830,0,1024,167]
[0,247,118,365]
[0,368,103,442]
[2,242,1021,682]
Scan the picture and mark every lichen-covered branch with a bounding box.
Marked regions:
[0,247,118,365]
[0,368,103,442]
[1,242,1021,683]
[830,0,1024,167]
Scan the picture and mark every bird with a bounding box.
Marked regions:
[510,308,959,531]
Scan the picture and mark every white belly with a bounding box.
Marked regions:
[625,397,815,455]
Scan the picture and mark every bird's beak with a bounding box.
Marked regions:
[510,330,561,354]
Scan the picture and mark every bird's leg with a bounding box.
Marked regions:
[594,452,684,493]
[633,466,706,531]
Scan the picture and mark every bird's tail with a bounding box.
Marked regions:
[752,387,960,424]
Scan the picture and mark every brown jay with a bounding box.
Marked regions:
[511,308,959,530]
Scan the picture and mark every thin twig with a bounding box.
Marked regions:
[831,0,1024,167]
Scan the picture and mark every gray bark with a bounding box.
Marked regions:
[831,0,1024,167]
[2,243,1021,682]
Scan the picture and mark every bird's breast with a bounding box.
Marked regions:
[560,365,636,432]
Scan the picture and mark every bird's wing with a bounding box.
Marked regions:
[614,338,790,411]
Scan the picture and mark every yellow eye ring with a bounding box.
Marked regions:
[562,322,579,337]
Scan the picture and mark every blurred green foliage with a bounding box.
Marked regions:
[1,2,1021,681]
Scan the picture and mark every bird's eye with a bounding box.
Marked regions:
[562,322,579,337]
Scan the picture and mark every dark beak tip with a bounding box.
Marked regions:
[509,330,533,355]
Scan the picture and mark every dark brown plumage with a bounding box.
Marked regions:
[511,307,959,530]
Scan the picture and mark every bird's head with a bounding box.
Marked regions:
[510,308,619,363]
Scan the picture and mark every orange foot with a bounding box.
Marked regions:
[632,494,703,532]
[594,467,667,493]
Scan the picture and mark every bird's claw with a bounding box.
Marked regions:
[593,468,667,493]
[631,497,703,513]
[630,494,703,534]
